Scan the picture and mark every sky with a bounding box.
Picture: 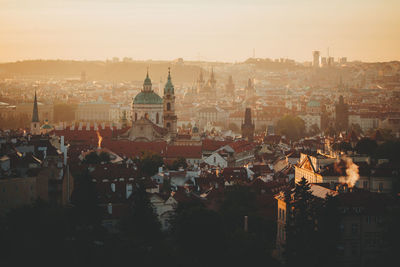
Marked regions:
[0,0,399,63]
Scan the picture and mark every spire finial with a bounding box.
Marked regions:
[168,67,171,80]
[32,90,39,123]
[146,67,149,78]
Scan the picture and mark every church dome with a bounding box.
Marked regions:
[144,75,152,86]
[40,119,53,129]
[133,91,163,105]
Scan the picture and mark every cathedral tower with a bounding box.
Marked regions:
[245,78,255,98]
[163,68,177,138]
[225,75,235,97]
[31,91,41,135]
[241,108,255,142]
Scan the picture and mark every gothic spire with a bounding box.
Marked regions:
[32,91,39,123]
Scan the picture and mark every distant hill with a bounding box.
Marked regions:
[0,60,203,83]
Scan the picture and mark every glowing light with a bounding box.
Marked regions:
[97,131,103,149]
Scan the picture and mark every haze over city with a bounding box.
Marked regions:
[1,0,400,62]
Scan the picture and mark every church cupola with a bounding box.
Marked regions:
[163,68,177,139]
[164,68,174,95]
[143,69,152,92]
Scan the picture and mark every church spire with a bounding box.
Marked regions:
[32,91,39,122]
[143,68,152,92]
[164,67,174,95]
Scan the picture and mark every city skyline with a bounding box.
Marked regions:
[1,0,399,63]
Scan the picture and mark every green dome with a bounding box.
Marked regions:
[307,100,320,107]
[133,91,163,105]
[143,70,152,86]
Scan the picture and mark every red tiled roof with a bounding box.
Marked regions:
[227,140,255,153]
[202,139,230,152]
[165,145,202,159]
[102,140,167,158]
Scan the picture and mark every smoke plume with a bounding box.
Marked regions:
[338,157,360,187]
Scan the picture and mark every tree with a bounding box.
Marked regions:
[120,180,162,245]
[355,138,378,155]
[285,178,318,266]
[1,200,69,265]
[170,157,188,170]
[138,152,164,177]
[70,169,103,242]
[350,123,363,135]
[309,123,320,136]
[276,115,305,141]
[332,141,352,152]
[324,125,336,137]
[83,151,100,164]
[171,204,226,266]
[375,140,400,163]
[98,151,111,163]
[228,122,239,132]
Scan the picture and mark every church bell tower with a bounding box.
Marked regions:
[163,68,177,139]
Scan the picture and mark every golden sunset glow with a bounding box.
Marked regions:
[0,0,399,62]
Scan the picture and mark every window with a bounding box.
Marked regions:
[363,181,368,189]
[378,182,383,192]
[351,243,358,256]
[167,102,171,111]
[111,183,116,192]
[135,113,137,121]
[351,223,359,234]
[156,113,159,124]
[166,122,171,129]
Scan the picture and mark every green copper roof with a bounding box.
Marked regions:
[133,91,163,105]
[144,70,152,86]
[41,124,53,129]
[307,100,320,107]
[164,68,174,95]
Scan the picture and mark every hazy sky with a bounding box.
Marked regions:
[0,0,399,62]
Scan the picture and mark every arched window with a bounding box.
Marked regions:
[156,113,159,124]
[167,102,171,111]
[135,113,137,121]
[166,122,171,129]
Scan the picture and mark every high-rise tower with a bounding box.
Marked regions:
[31,91,41,135]
[163,68,177,139]
[312,51,320,68]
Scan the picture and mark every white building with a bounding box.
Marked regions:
[132,72,164,127]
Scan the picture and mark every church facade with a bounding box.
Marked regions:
[124,69,177,142]
[132,71,164,127]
